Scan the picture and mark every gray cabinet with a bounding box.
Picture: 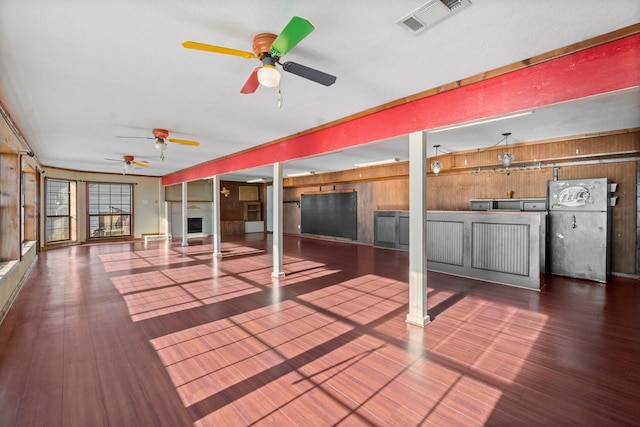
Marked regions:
[470,198,546,212]
[522,200,546,211]
[373,210,547,289]
[470,200,492,211]
[373,211,409,250]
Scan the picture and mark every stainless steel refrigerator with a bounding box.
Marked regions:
[547,178,611,283]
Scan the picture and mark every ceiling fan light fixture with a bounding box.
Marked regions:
[257,65,281,87]
[155,138,167,151]
[155,138,167,161]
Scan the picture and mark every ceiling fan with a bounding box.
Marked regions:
[117,128,200,161]
[105,155,149,175]
[182,16,336,94]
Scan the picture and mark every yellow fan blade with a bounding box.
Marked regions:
[132,161,149,168]
[182,41,257,59]
[168,138,200,147]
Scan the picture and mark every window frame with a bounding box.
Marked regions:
[44,178,73,243]
[86,182,134,239]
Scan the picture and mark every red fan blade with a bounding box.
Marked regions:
[240,68,260,94]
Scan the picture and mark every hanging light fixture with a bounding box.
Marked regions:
[257,55,281,88]
[498,132,515,169]
[257,65,281,87]
[155,137,167,161]
[123,160,133,175]
[431,145,442,175]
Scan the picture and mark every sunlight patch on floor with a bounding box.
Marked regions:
[439,298,547,384]
[150,300,356,412]
[111,270,176,294]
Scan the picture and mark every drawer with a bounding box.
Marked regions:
[522,201,546,211]
[495,200,521,210]
[470,201,492,211]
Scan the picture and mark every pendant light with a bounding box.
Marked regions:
[498,132,514,169]
[123,160,133,174]
[257,65,281,87]
[257,55,281,88]
[431,145,442,175]
[155,138,167,161]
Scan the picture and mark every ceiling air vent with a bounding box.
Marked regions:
[397,0,471,35]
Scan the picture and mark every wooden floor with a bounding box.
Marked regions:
[1,234,639,426]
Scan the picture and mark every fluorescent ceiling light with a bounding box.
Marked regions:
[286,171,316,177]
[428,111,534,133]
[354,157,400,168]
[246,178,268,183]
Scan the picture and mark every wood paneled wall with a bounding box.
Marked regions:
[0,153,20,261]
[283,131,639,274]
[218,181,262,221]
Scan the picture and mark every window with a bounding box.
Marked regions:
[88,182,132,238]
[45,179,72,242]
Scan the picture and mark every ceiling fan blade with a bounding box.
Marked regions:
[282,61,336,86]
[116,136,153,140]
[132,161,149,168]
[167,138,200,147]
[240,68,260,94]
[270,16,314,57]
[182,41,257,59]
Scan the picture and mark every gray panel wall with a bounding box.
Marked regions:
[426,221,464,266]
[472,223,529,275]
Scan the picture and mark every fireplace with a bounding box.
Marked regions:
[187,217,203,233]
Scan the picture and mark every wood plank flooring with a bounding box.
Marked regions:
[1,234,639,426]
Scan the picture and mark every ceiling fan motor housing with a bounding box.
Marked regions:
[253,33,277,57]
[152,128,169,139]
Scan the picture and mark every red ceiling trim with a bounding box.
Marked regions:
[163,34,640,186]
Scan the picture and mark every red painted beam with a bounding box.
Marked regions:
[163,34,640,186]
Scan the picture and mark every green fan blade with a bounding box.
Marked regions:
[270,16,314,57]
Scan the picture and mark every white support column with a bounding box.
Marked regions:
[164,201,171,239]
[271,162,285,278]
[158,184,164,236]
[212,175,222,258]
[181,182,188,247]
[406,131,430,327]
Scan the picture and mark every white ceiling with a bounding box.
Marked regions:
[1,1,639,181]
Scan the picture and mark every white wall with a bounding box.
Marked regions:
[170,202,213,236]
